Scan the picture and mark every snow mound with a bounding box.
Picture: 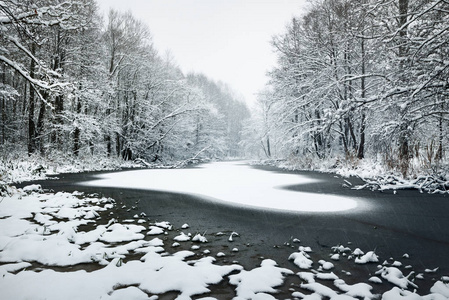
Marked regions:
[229,259,293,299]
[289,251,313,269]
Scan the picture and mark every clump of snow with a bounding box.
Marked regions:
[153,221,172,230]
[22,184,42,193]
[352,248,364,256]
[174,232,191,242]
[382,287,422,300]
[330,254,340,261]
[425,267,439,273]
[192,233,208,243]
[369,276,382,284]
[300,281,338,299]
[355,251,379,264]
[332,245,352,253]
[229,259,293,299]
[316,272,339,281]
[318,260,334,270]
[181,223,189,229]
[147,226,164,235]
[299,246,312,252]
[392,261,402,267]
[334,279,374,299]
[376,267,418,289]
[289,251,313,269]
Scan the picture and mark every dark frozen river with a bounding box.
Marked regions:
[21,161,449,295]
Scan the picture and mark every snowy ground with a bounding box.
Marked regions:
[0,153,146,184]
[1,182,449,299]
[275,158,449,195]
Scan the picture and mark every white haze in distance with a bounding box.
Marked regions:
[81,161,358,212]
[95,0,307,107]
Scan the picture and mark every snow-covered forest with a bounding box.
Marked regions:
[244,0,449,179]
[0,0,249,175]
[1,0,449,183]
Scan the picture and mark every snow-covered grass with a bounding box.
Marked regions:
[1,184,449,299]
[262,155,449,194]
[0,151,158,184]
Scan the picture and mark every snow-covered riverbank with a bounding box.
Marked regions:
[1,184,448,299]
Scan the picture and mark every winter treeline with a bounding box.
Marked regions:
[245,0,449,177]
[0,0,249,165]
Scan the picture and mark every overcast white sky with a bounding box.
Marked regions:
[96,0,306,107]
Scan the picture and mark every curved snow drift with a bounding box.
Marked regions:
[81,161,358,212]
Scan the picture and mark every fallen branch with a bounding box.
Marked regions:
[353,174,449,194]
[172,146,212,169]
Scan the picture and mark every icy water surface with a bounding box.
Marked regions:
[81,161,359,212]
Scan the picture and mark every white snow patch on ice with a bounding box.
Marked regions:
[81,161,359,212]
[229,259,293,299]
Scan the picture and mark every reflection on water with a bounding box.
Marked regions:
[81,161,358,213]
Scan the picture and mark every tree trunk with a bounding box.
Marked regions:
[437,103,443,160]
[357,113,366,159]
[106,135,112,157]
[1,63,5,145]
[36,93,46,154]
[1,97,5,145]
[73,92,82,157]
[398,0,409,58]
[357,38,366,159]
[115,132,121,157]
[28,43,36,155]
[266,136,271,158]
[51,29,64,147]
[52,94,64,146]
[398,0,410,176]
